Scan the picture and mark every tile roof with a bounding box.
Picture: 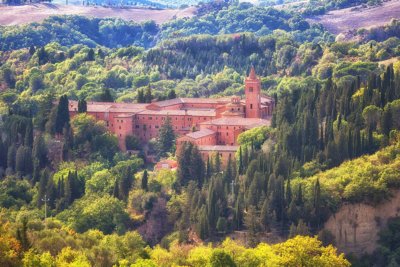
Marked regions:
[181,98,230,104]
[150,98,184,107]
[199,117,271,127]
[185,129,216,139]
[137,109,216,117]
[198,145,239,152]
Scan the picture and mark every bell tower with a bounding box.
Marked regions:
[245,66,261,118]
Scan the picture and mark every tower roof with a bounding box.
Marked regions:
[248,66,257,80]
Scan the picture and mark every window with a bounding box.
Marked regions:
[119,126,121,130]
[149,117,152,120]
[250,104,253,109]
[249,87,253,92]
[226,133,228,136]
[121,120,123,123]
[136,125,139,128]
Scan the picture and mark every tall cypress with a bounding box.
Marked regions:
[55,95,70,134]
[141,170,148,191]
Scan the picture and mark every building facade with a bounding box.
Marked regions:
[69,68,274,166]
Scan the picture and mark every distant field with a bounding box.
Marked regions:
[0,3,195,26]
[309,0,400,35]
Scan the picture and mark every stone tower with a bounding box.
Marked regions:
[245,66,261,118]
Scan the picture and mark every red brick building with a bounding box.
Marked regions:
[69,67,274,166]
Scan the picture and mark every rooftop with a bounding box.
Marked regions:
[200,117,271,127]
[138,109,216,117]
[185,128,216,139]
[198,145,239,152]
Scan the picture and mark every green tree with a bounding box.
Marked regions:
[145,85,153,103]
[244,205,260,247]
[55,95,70,135]
[99,88,114,102]
[77,99,87,113]
[141,170,148,191]
[86,48,95,61]
[156,117,176,157]
[210,249,236,267]
[137,89,145,103]
[167,89,177,99]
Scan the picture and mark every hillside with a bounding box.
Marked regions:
[2,1,400,266]
[0,3,195,26]
[308,0,400,36]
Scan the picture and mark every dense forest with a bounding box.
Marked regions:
[1,1,400,266]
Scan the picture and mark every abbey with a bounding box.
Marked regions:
[69,67,274,165]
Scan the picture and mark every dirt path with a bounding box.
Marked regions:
[308,0,400,35]
[0,3,195,26]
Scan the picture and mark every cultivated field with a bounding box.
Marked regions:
[309,0,400,35]
[0,3,195,26]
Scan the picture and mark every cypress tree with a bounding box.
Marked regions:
[13,145,24,172]
[235,193,244,230]
[64,173,72,206]
[46,176,56,210]
[157,117,176,156]
[213,152,221,174]
[286,178,292,208]
[382,104,392,136]
[100,88,114,102]
[16,218,31,252]
[313,178,321,228]
[78,99,87,113]
[206,157,212,180]
[55,95,70,134]
[145,85,153,103]
[7,144,16,172]
[238,146,244,175]
[32,134,47,168]
[29,45,36,56]
[119,166,132,201]
[0,139,8,170]
[260,197,270,231]
[24,120,33,147]
[141,169,148,191]
[38,169,50,208]
[137,89,145,103]
[86,48,95,61]
[190,145,205,187]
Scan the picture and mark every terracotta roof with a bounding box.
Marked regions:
[186,110,216,116]
[200,118,271,127]
[150,98,184,107]
[88,105,113,112]
[138,110,186,116]
[185,129,216,139]
[137,109,216,117]
[198,145,239,152]
[69,100,148,113]
[150,97,230,107]
[181,98,230,104]
[109,107,146,113]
